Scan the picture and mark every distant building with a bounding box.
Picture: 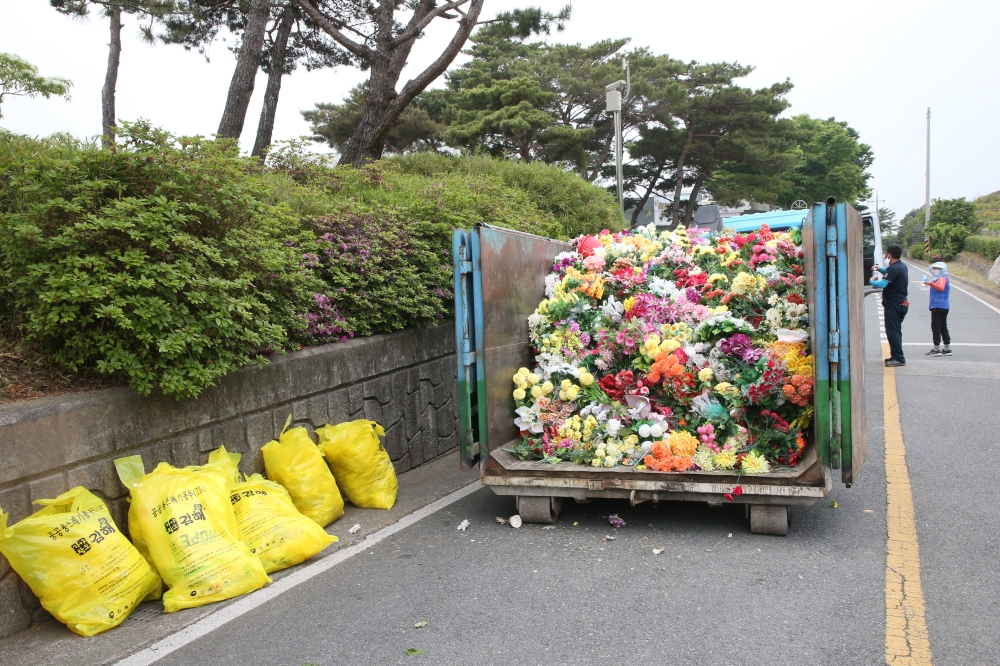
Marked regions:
[625,187,775,229]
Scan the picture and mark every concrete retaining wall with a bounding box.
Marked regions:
[0,324,459,639]
[956,252,997,281]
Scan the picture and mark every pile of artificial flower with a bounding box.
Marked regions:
[511,223,813,475]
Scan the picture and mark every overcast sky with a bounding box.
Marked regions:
[2,0,998,218]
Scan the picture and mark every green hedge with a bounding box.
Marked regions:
[963,235,1000,261]
[908,243,925,260]
[0,127,617,398]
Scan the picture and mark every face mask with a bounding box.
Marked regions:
[931,269,941,276]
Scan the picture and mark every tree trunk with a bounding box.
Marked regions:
[101,4,123,148]
[668,125,695,230]
[217,0,271,140]
[630,160,668,227]
[335,0,485,166]
[587,130,615,182]
[251,7,294,157]
[683,173,707,225]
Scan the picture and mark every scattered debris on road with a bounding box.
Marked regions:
[653,548,664,555]
[608,514,626,528]
[495,517,507,524]
[541,525,555,530]
[457,519,470,531]
[405,647,426,656]
[829,500,839,509]
[602,535,617,541]
[349,523,361,534]
[509,515,522,528]
[414,620,428,628]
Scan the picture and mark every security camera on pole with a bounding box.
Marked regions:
[606,59,630,224]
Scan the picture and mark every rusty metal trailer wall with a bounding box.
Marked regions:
[452,225,572,465]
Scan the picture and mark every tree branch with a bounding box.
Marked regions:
[391,0,470,47]
[394,0,484,113]
[293,0,374,60]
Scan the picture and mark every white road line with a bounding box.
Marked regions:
[902,260,1000,316]
[114,481,483,666]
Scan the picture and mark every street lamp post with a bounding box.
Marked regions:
[606,59,630,224]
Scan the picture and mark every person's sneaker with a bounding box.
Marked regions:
[926,348,941,356]
[941,348,953,356]
[885,358,906,367]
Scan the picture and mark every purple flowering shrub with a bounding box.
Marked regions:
[303,211,453,338]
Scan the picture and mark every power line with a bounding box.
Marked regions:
[890,172,927,212]
[880,131,922,192]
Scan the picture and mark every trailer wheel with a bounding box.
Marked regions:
[749,504,790,536]
[516,496,563,524]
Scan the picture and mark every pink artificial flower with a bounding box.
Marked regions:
[583,255,606,272]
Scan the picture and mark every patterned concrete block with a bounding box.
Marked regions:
[327,388,350,426]
[27,473,66,504]
[0,574,31,640]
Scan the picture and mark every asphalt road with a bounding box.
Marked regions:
[3,268,998,666]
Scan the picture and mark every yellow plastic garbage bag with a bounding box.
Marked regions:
[317,420,398,510]
[0,487,162,637]
[115,456,271,613]
[207,447,337,573]
[261,419,344,527]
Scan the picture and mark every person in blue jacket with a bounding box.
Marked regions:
[922,261,951,356]
[870,244,909,367]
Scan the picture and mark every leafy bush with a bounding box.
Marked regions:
[964,235,1000,261]
[908,243,925,260]
[382,152,622,238]
[0,124,316,398]
[1,129,618,399]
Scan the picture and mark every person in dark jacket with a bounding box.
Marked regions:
[870,244,909,367]
[923,261,952,356]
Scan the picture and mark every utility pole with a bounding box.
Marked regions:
[924,108,931,256]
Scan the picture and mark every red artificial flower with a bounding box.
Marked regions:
[733,485,743,496]
[724,493,734,501]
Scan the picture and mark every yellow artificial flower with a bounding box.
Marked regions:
[660,339,681,353]
[531,386,543,399]
[561,379,572,389]
[579,372,595,386]
[623,296,637,312]
[667,430,699,457]
[527,373,541,385]
[698,367,714,383]
[541,381,554,395]
[713,449,737,469]
[740,450,771,474]
[512,388,526,401]
[714,382,740,397]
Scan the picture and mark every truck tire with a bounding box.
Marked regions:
[516,496,563,524]
[749,504,790,536]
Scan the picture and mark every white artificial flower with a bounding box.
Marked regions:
[601,295,624,323]
[649,423,664,439]
[647,276,678,297]
[544,274,559,298]
[514,404,544,434]
[605,419,622,437]
[554,251,579,263]
[638,424,652,438]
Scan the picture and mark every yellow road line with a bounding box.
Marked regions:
[882,341,933,665]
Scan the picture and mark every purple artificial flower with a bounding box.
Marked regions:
[608,514,626,529]
[718,333,763,363]
[685,287,701,304]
